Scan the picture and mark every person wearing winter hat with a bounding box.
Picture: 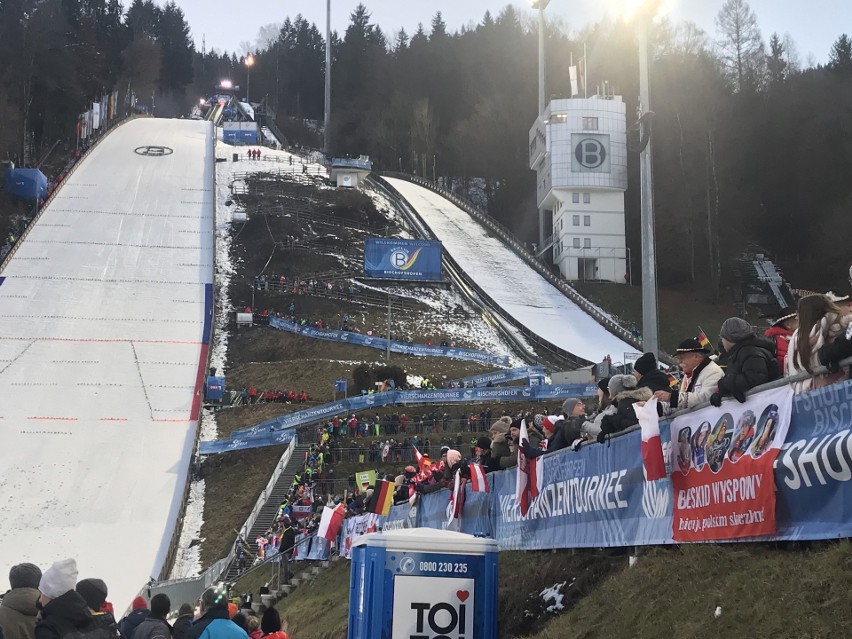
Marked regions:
[132,594,171,639]
[75,579,119,639]
[764,306,798,374]
[184,588,246,639]
[34,559,98,639]
[118,597,149,639]
[786,295,852,393]
[632,352,671,392]
[710,317,781,405]
[172,604,195,639]
[597,375,652,443]
[0,564,42,639]
[488,416,513,468]
[654,338,724,414]
[473,436,499,474]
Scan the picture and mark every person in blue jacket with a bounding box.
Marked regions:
[183,588,247,639]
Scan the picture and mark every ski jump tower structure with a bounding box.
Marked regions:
[529,97,629,284]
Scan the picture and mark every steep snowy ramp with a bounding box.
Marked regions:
[385,178,637,363]
[0,118,214,608]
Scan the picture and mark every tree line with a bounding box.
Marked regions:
[3,0,851,292]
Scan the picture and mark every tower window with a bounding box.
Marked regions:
[583,117,599,130]
[584,238,591,248]
[583,215,591,226]
[572,192,580,204]
[583,193,591,204]
[573,238,581,249]
[572,215,580,226]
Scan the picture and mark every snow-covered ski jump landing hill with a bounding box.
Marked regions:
[0,119,214,607]
[384,178,638,364]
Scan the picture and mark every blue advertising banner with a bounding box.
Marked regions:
[378,503,418,531]
[198,428,295,455]
[270,316,509,367]
[364,238,442,281]
[774,379,852,540]
[451,366,546,388]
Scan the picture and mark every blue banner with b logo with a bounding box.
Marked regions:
[364,238,443,281]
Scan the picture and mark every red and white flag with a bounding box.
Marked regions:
[635,397,666,481]
[516,419,542,516]
[317,503,345,542]
[468,462,490,493]
[448,470,467,524]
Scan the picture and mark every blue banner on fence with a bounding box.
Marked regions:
[451,366,546,388]
[774,379,852,540]
[364,237,442,281]
[378,503,418,531]
[198,428,295,455]
[270,316,509,367]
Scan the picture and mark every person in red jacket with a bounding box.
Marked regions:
[764,306,798,374]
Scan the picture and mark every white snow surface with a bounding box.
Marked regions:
[540,581,568,613]
[0,118,214,609]
[385,178,639,363]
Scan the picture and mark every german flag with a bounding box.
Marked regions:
[698,328,712,351]
[367,479,394,516]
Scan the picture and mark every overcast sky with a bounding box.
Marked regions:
[180,1,848,64]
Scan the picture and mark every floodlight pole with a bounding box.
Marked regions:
[638,18,660,356]
[324,0,332,155]
[386,292,391,363]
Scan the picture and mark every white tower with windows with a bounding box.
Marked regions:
[529,97,628,283]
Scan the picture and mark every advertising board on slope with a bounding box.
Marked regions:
[491,428,673,550]
[364,238,443,281]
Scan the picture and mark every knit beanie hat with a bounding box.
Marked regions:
[76,578,108,611]
[39,559,78,600]
[561,398,581,416]
[178,603,194,617]
[446,449,462,467]
[9,563,42,590]
[132,596,148,610]
[533,414,544,428]
[476,436,492,450]
[596,378,610,393]
[633,352,657,375]
[541,415,562,434]
[720,317,753,343]
[489,416,512,435]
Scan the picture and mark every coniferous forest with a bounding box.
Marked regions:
[2,1,851,291]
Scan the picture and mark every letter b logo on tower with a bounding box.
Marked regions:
[571,134,611,173]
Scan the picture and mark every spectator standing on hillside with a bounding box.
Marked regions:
[34,560,103,639]
[582,379,615,439]
[632,352,671,392]
[764,307,798,374]
[184,588,246,639]
[597,375,652,443]
[488,417,512,468]
[118,598,149,639]
[0,563,41,639]
[655,338,723,414]
[259,609,288,639]
[278,517,296,584]
[132,595,171,639]
[473,436,500,473]
[75,579,119,639]
[172,605,194,639]
[710,318,781,405]
[787,295,852,392]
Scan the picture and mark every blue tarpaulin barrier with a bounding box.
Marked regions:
[4,168,48,200]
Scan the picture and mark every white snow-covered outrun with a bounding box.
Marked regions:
[0,119,214,609]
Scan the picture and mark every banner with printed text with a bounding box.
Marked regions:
[670,386,794,542]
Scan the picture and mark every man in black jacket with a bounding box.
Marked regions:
[35,560,110,639]
[278,517,296,584]
[632,352,672,393]
[710,317,781,405]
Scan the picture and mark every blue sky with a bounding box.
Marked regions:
[180,1,848,64]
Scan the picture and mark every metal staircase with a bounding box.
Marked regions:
[222,441,311,582]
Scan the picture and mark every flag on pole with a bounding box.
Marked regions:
[569,66,579,97]
[468,463,490,493]
[367,480,394,516]
[317,503,345,542]
[516,420,542,516]
[698,327,713,352]
[448,470,467,524]
[577,55,586,97]
[635,397,666,481]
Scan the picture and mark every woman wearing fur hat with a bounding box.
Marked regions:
[597,375,652,443]
[488,416,513,468]
[710,317,781,405]
[786,295,852,392]
[582,378,616,438]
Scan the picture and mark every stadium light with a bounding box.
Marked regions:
[219,79,233,90]
[244,55,255,103]
[530,0,552,114]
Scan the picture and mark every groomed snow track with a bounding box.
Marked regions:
[0,119,214,608]
[379,175,639,366]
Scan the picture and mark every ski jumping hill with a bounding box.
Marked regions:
[0,119,214,607]
[383,178,638,364]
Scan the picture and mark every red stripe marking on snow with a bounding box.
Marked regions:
[153,418,190,423]
[100,418,128,422]
[28,416,78,421]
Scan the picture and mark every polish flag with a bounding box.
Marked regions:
[317,503,345,542]
[516,419,542,517]
[448,470,467,524]
[469,462,490,493]
[635,397,666,481]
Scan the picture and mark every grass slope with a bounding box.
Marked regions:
[529,542,852,639]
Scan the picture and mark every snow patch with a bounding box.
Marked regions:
[168,479,206,579]
[540,580,569,613]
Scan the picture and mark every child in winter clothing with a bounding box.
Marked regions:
[597,375,652,442]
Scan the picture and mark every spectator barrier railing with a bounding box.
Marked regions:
[377,172,647,354]
[370,176,594,370]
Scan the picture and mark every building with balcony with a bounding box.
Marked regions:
[529,97,628,283]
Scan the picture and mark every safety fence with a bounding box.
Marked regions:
[200,382,599,455]
[268,316,510,367]
[345,376,852,550]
